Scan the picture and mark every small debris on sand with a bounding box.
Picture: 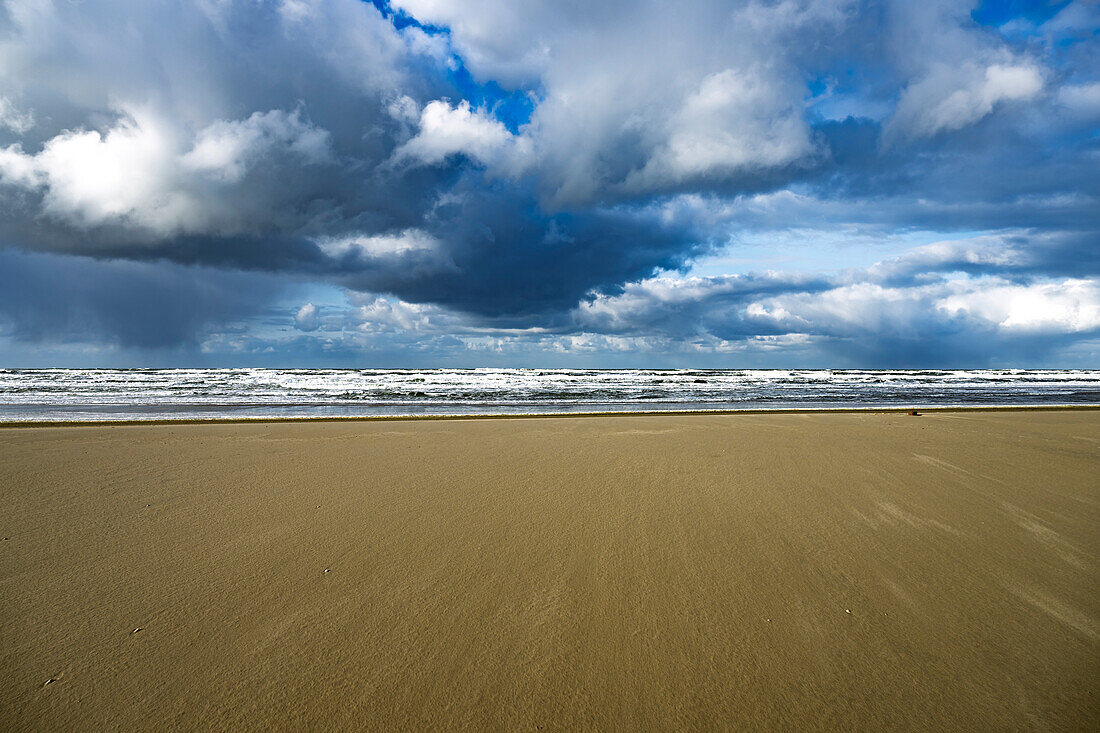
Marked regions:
[323,568,330,574]
[43,674,62,686]
[131,627,143,634]
[845,609,852,614]
[908,410,920,416]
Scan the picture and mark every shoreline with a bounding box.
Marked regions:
[2,402,1099,428]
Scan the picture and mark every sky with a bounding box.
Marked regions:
[0,0,1097,368]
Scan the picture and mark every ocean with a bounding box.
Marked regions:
[0,368,1098,421]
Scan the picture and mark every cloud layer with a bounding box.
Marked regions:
[0,0,1097,366]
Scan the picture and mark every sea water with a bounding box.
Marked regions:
[1,368,1097,421]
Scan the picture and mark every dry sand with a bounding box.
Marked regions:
[1,410,1097,730]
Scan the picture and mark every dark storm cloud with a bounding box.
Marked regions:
[0,248,287,348]
[334,181,710,317]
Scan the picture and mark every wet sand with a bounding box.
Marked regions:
[1,410,1097,729]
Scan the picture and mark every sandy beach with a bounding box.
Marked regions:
[1,410,1097,730]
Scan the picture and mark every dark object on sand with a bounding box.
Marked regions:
[908,410,920,416]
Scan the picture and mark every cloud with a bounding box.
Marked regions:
[937,279,1100,334]
[0,96,33,134]
[0,0,434,246]
[332,183,708,317]
[294,302,320,332]
[886,61,1044,141]
[1041,1,1100,38]
[351,293,451,333]
[622,67,816,192]
[0,0,1095,366]
[0,106,332,235]
[390,0,557,87]
[392,99,532,175]
[182,108,331,183]
[746,278,1100,340]
[564,234,1100,365]
[0,247,288,349]
[1056,81,1100,121]
[573,271,830,337]
[317,228,442,259]
[388,1,856,204]
[868,231,1100,282]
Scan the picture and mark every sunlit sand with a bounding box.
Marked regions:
[2,410,1097,729]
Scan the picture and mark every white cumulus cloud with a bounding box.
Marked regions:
[937,279,1100,333]
[294,302,321,331]
[624,67,816,191]
[0,106,332,235]
[393,99,533,176]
